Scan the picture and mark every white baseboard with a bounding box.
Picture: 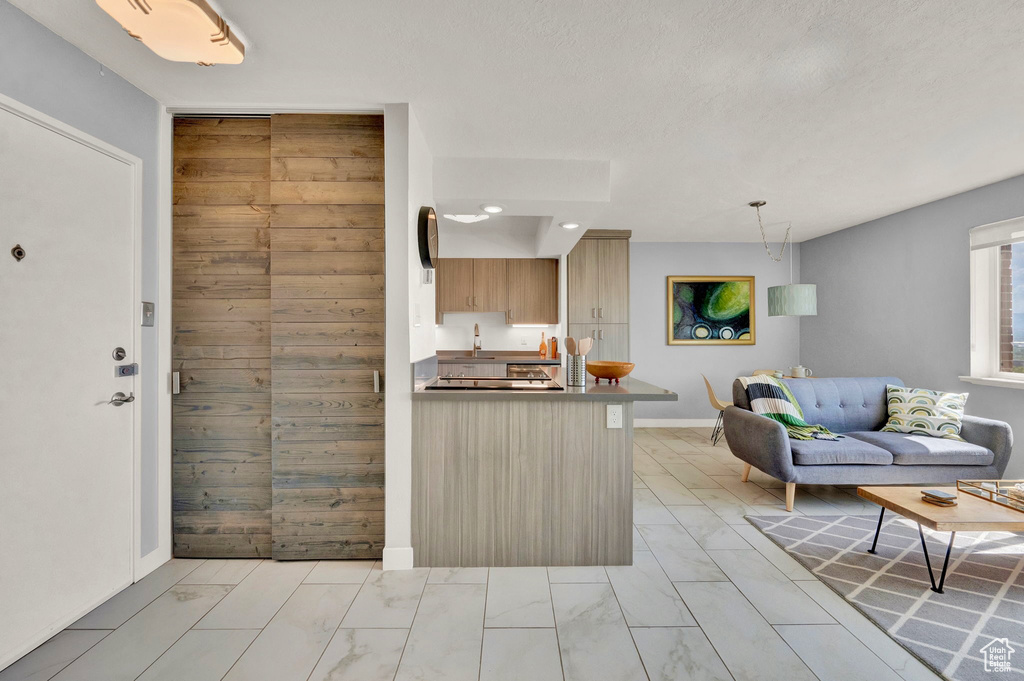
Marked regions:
[382,546,414,570]
[634,418,718,428]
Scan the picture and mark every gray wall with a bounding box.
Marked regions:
[1,2,163,554]
[801,173,1024,478]
[630,242,802,420]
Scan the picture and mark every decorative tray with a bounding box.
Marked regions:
[956,479,1024,513]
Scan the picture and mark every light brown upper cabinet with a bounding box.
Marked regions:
[436,258,475,318]
[568,230,631,359]
[567,238,599,322]
[473,258,508,312]
[597,240,629,323]
[435,257,558,324]
[507,258,558,324]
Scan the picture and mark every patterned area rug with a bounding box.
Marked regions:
[747,514,1024,681]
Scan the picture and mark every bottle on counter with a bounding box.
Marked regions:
[550,336,557,360]
[539,332,548,359]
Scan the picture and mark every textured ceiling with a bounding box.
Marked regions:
[10,0,1024,241]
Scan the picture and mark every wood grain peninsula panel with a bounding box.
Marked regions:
[172,117,272,558]
[270,113,386,560]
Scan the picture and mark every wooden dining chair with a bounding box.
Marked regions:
[701,374,731,446]
[752,369,777,376]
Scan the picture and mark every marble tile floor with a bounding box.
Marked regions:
[1,428,942,681]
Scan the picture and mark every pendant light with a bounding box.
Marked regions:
[749,201,817,317]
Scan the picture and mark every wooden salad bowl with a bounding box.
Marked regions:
[586,360,635,384]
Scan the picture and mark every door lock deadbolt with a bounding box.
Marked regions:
[11,245,25,261]
[112,347,127,361]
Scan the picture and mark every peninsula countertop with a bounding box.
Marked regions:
[413,367,677,402]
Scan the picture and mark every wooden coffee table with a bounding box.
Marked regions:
[857,486,1024,594]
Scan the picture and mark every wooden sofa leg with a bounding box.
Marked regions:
[741,463,751,483]
[785,482,796,512]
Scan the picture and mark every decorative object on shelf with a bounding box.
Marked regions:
[96,0,245,65]
[789,365,813,378]
[417,206,438,269]
[667,276,754,345]
[587,361,635,384]
[747,200,818,317]
[957,479,1024,512]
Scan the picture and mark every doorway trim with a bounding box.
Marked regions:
[0,92,144,586]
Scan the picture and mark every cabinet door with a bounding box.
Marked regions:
[567,238,600,323]
[597,323,629,362]
[507,258,559,324]
[597,239,629,323]
[473,258,508,312]
[436,258,475,319]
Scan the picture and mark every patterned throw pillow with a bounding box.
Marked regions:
[881,384,968,440]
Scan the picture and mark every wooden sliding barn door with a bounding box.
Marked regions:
[172,118,273,557]
[269,114,386,559]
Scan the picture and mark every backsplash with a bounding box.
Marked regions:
[435,311,560,352]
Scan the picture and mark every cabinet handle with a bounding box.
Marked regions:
[509,309,513,320]
[467,296,471,307]
[599,329,605,340]
[473,296,478,307]
[591,307,596,318]
[598,307,603,318]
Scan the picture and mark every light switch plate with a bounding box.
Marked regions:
[606,404,623,429]
[141,301,155,327]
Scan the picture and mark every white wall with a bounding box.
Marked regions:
[801,173,1024,478]
[383,104,434,570]
[630,242,802,424]
[0,2,167,565]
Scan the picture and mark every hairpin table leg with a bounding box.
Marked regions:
[867,507,885,554]
[918,524,956,594]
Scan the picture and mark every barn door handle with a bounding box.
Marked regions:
[373,370,380,393]
[171,371,181,395]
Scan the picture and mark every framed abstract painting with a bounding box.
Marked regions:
[667,276,755,345]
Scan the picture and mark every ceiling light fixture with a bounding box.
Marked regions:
[481,204,504,214]
[443,214,490,224]
[748,201,816,317]
[559,222,581,230]
[96,0,245,66]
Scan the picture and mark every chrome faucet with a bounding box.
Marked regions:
[473,323,482,357]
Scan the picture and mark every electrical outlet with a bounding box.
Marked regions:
[520,336,528,345]
[606,404,623,429]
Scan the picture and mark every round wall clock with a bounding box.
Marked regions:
[418,206,438,269]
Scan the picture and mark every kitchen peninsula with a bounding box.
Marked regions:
[411,365,676,567]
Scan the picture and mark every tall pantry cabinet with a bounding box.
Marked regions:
[567,231,631,361]
[172,114,385,560]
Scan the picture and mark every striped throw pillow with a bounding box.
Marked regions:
[881,384,968,440]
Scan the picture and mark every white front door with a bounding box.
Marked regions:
[0,100,138,669]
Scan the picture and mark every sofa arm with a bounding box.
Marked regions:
[722,406,795,482]
[960,415,1013,476]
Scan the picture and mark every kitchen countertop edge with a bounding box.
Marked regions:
[413,370,677,402]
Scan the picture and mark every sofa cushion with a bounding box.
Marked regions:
[790,437,893,466]
[881,384,969,441]
[732,377,903,433]
[845,431,994,466]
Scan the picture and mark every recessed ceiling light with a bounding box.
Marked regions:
[481,204,504,214]
[443,214,490,224]
[96,0,245,65]
[559,222,581,230]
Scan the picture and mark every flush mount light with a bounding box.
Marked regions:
[442,214,490,224]
[481,204,504,214]
[559,222,581,230]
[96,0,245,66]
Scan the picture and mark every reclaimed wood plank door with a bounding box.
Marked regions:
[270,114,386,559]
[172,117,273,557]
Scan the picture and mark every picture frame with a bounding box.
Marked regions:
[667,275,755,345]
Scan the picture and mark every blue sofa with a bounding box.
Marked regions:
[723,377,1013,511]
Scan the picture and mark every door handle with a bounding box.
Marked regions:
[373,370,381,393]
[109,391,135,406]
[171,371,181,395]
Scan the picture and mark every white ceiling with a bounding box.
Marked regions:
[11,0,1024,241]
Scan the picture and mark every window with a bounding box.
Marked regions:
[965,217,1024,387]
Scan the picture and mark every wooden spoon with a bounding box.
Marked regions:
[578,337,593,356]
[565,337,577,356]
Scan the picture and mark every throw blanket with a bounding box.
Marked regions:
[738,375,841,441]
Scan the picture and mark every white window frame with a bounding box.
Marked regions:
[962,221,1024,389]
